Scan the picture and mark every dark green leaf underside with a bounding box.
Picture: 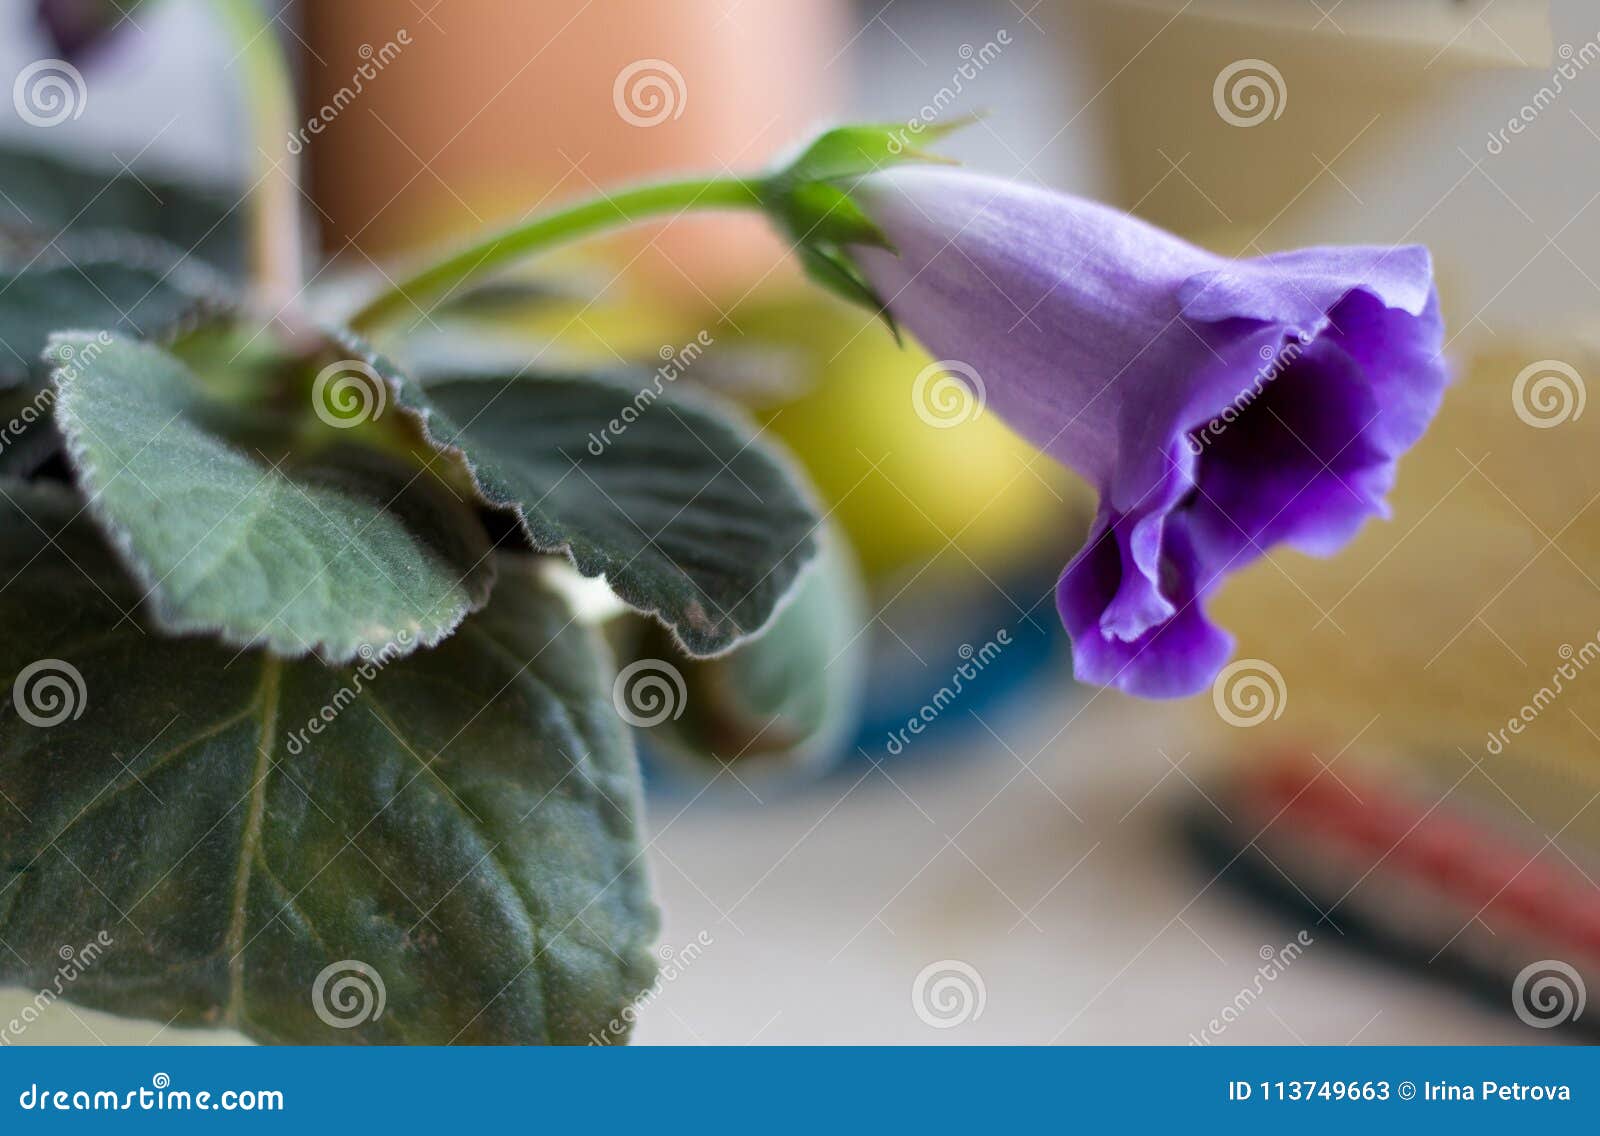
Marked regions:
[374,355,820,657]
[640,524,865,776]
[0,483,657,1044]
[0,143,243,277]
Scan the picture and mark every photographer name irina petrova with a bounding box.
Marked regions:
[1422,1082,1573,1102]
[1228,1080,1573,1103]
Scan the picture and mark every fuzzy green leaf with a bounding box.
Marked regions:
[0,483,657,1044]
[49,333,493,663]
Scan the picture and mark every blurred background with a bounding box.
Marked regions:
[6,0,1600,1043]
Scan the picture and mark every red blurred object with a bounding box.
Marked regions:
[1247,756,1600,966]
[1189,748,1600,1038]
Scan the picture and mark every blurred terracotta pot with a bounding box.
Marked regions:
[300,0,846,300]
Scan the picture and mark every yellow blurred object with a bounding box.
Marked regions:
[731,298,1081,581]
[1211,332,1600,774]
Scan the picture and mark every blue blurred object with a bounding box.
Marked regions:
[848,554,1073,771]
[640,544,1075,796]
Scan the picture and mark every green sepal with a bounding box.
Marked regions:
[775,181,893,253]
[767,119,970,189]
[757,117,974,331]
[796,245,900,344]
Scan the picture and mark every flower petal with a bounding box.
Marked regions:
[851,167,1215,484]
[1177,245,1435,328]
[1058,509,1233,698]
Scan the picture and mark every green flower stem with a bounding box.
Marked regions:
[349,176,768,334]
[214,0,303,310]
